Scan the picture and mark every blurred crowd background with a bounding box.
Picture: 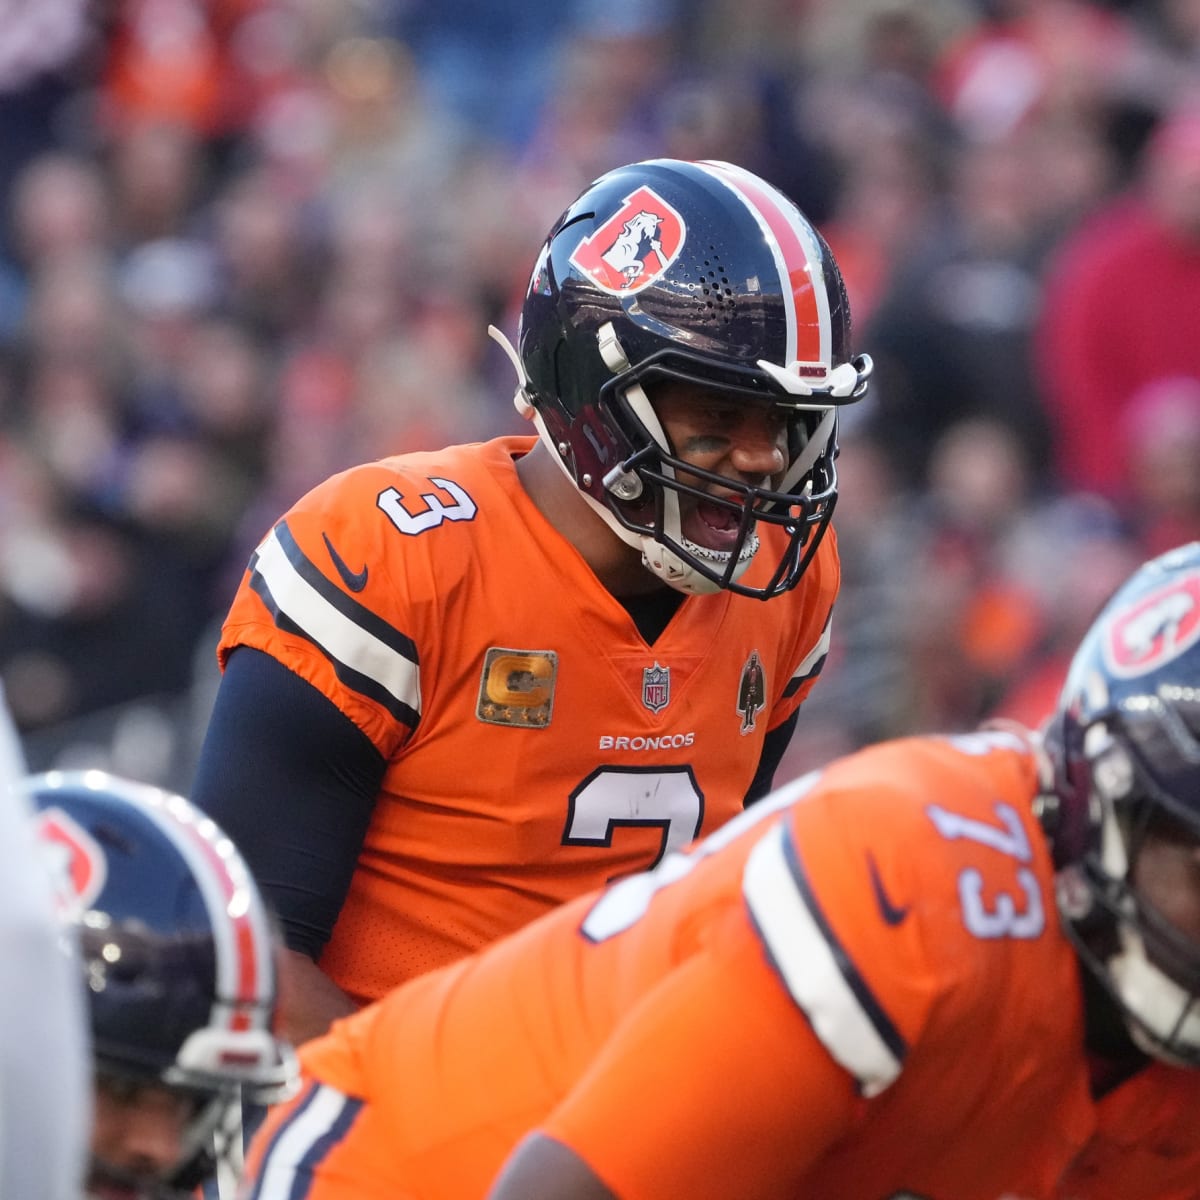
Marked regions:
[3,0,1200,788]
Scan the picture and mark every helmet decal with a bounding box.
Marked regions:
[35,806,107,917]
[1104,569,1200,678]
[569,186,686,294]
[694,159,829,365]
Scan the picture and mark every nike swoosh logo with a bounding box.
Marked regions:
[323,532,369,592]
[867,854,909,926]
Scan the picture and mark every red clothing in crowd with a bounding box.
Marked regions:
[1037,195,1200,497]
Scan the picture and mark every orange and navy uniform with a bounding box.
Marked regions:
[240,728,1200,1200]
[219,435,838,1002]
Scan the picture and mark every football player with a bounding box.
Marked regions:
[190,157,873,1044]
[239,542,1200,1200]
[23,771,296,1200]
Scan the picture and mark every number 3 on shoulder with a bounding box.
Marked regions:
[378,479,478,535]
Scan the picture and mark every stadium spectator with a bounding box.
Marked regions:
[863,132,1059,492]
[1121,374,1200,558]
[986,500,1139,728]
[1037,101,1200,497]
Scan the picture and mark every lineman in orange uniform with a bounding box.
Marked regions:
[239,543,1200,1200]
[191,157,873,1043]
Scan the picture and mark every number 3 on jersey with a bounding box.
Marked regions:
[378,479,477,535]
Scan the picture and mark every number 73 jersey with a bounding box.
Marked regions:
[247,730,1200,1200]
[217,435,839,1003]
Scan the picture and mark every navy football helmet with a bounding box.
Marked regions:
[1043,542,1200,1065]
[489,158,872,599]
[22,770,296,1198]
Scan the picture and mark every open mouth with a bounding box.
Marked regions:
[683,497,744,550]
[680,498,759,565]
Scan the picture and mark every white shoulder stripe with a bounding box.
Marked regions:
[792,616,832,682]
[256,528,421,715]
[252,1084,350,1200]
[742,822,901,1095]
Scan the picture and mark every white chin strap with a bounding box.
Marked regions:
[1109,927,1200,1064]
[1096,795,1200,1063]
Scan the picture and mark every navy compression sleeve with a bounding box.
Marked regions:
[744,708,799,806]
[190,647,386,959]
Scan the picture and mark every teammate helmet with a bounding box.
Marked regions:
[1043,542,1200,1065]
[490,158,872,600]
[22,770,296,1197]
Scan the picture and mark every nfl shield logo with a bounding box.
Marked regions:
[642,662,671,713]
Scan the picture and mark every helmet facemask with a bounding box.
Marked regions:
[85,1026,297,1200]
[1056,711,1200,1066]
[491,321,868,599]
[587,356,843,598]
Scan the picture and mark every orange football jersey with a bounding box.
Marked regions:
[219,435,839,1002]
[240,729,1200,1200]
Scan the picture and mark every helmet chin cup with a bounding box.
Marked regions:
[641,535,743,597]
